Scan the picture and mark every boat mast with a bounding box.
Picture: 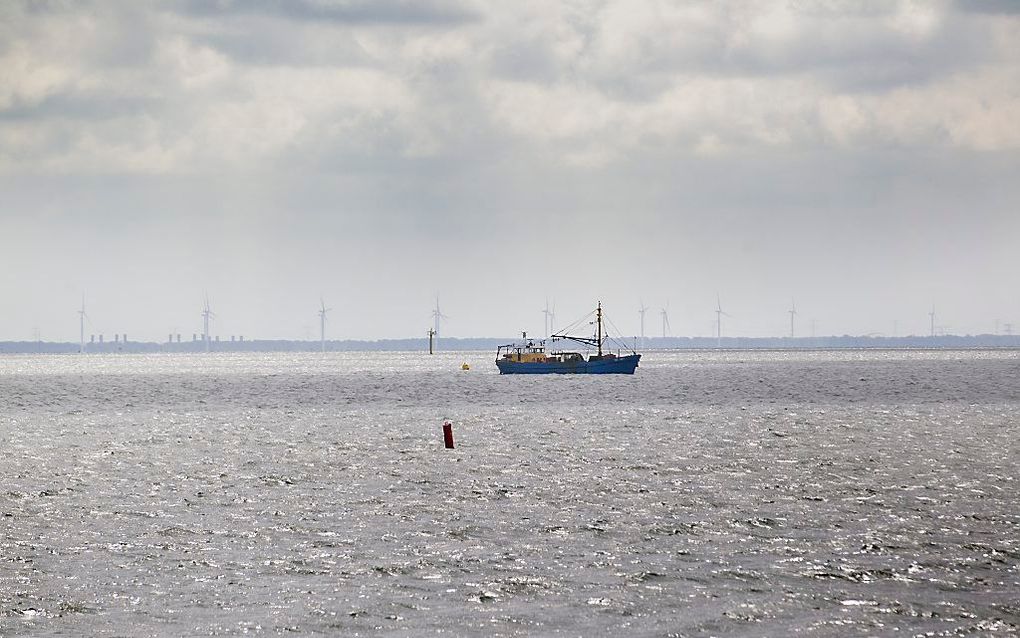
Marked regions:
[597,301,603,357]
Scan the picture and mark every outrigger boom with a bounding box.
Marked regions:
[551,301,605,355]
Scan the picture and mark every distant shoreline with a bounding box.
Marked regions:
[2,335,1019,354]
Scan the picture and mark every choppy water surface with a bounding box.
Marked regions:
[1,350,1018,637]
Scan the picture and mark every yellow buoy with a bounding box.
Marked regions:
[461,363,470,370]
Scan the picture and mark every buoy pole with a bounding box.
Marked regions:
[443,420,455,449]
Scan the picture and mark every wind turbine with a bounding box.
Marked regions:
[202,296,214,353]
[788,298,797,338]
[431,295,449,348]
[715,294,731,348]
[638,300,648,348]
[318,298,331,353]
[660,302,670,339]
[78,294,86,354]
[929,304,936,338]
[543,298,556,338]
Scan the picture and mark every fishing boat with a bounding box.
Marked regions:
[495,302,641,374]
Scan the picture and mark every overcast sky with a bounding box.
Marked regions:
[1,0,1018,341]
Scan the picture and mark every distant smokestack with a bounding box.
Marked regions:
[176,334,181,343]
[169,333,173,343]
[231,335,235,342]
[90,335,95,343]
[99,334,104,343]
[193,333,197,341]
[114,334,119,343]
[123,334,127,342]
[215,335,220,342]
[239,335,244,342]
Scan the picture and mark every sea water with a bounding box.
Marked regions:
[1,350,1018,636]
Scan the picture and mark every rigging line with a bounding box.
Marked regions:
[552,310,596,338]
[604,318,633,352]
[602,313,635,351]
[604,314,625,338]
[570,310,597,334]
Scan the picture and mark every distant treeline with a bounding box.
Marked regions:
[2,334,1020,354]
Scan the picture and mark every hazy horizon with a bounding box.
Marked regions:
[2,1,1018,341]
[2,290,1016,342]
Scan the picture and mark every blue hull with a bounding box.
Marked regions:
[496,354,641,375]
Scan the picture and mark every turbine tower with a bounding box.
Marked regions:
[715,294,730,348]
[714,293,730,349]
[660,303,670,339]
[788,298,797,338]
[929,304,936,338]
[431,295,449,348]
[638,300,648,347]
[318,298,331,353]
[78,294,86,354]
[202,296,214,353]
[543,298,556,339]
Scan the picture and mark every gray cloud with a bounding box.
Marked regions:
[193,20,372,67]
[173,0,480,25]
[953,0,1020,14]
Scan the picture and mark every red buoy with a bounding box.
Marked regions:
[443,421,455,449]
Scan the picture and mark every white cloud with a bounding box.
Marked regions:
[0,44,73,110]
[158,36,232,90]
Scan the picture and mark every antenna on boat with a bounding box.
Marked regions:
[318,297,331,352]
[596,301,603,357]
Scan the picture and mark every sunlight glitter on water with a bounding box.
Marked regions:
[0,350,1018,636]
